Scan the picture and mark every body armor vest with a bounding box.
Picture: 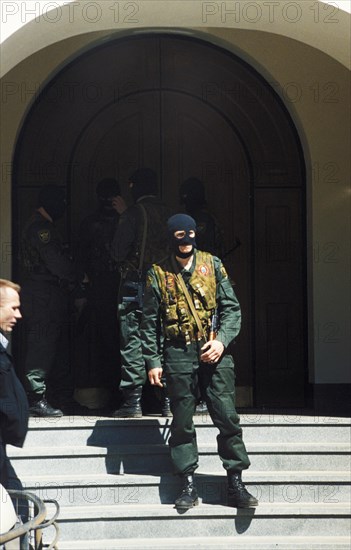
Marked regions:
[127,199,170,272]
[153,251,217,343]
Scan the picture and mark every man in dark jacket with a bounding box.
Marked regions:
[111,168,172,417]
[0,279,29,492]
[20,185,87,416]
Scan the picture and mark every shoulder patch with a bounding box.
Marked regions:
[38,229,51,244]
[220,264,228,279]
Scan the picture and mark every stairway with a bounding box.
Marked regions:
[8,413,351,549]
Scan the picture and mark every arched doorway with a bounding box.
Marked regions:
[13,33,306,407]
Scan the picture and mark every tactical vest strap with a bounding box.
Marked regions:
[171,255,205,340]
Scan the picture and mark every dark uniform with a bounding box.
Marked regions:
[111,168,171,417]
[75,180,121,395]
[20,186,84,415]
[140,214,258,510]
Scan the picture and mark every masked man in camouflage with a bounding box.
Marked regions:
[140,214,258,511]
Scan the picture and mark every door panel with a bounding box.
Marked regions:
[254,188,305,406]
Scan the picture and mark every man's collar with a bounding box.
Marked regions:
[0,331,9,349]
[175,252,195,273]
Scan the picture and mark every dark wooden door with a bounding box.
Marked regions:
[68,88,253,395]
[254,189,306,406]
[13,34,306,407]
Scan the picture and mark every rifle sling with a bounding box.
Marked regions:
[171,255,205,341]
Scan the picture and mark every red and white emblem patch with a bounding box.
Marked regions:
[198,264,209,276]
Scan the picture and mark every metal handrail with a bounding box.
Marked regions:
[35,498,60,550]
[34,499,60,530]
[0,490,60,549]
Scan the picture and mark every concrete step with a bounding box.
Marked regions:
[20,471,351,507]
[9,443,351,475]
[24,415,351,447]
[53,503,351,540]
[18,414,351,548]
[57,535,351,549]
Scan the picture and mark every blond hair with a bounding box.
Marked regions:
[0,278,21,294]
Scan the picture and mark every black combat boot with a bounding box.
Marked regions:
[161,395,172,417]
[195,400,208,414]
[161,388,172,417]
[112,387,142,418]
[174,474,199,511]
[227,472,258,508]
[29,396,63,417]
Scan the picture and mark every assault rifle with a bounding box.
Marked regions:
[208,308,219,341]
[121,280,145,310]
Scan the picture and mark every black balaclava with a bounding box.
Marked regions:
[96,178,121,215]
[128,168,157,203]
[167,214,197,259]
[37,185,66,221]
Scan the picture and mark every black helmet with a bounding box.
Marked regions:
[128,168,158,202]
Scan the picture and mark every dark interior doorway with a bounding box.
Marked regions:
[13,33,306,407]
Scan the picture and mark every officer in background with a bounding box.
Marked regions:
[75,178,126,407]
[20,184,87,417]
[141,214,258,511]
[180,177,224,259]
[111,168,172,418]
